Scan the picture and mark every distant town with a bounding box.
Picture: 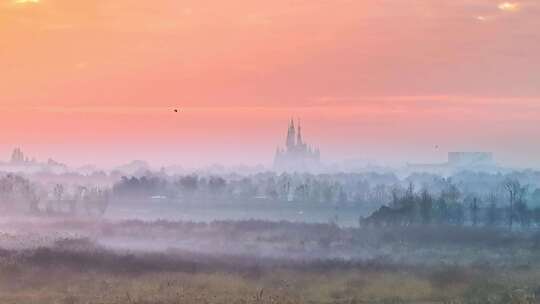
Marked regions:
[0,121,506,176]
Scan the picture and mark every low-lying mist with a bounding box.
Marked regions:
[1,167,540,303]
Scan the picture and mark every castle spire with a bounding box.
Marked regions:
[286,118,296,149]
[297,119,303,145]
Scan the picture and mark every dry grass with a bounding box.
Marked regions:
[0,257,538,304]
[0,219,539,303]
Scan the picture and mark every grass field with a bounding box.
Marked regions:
[1,255,539,303]
[0,218,539,303]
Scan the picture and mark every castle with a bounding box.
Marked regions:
[274,119,320,171]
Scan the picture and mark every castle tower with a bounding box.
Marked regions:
[297,120,303,146]
[286,118,296,150]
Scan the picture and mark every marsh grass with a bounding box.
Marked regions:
[0,249,538,304]
[0,220,539,303]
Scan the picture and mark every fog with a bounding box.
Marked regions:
[2,160,540,249]
[1,149,540,303]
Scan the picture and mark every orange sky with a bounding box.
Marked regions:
[1,0,539,168]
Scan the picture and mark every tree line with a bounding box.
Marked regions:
[111,172,540,211]
[0,173,109,216]
[363,179,540,229]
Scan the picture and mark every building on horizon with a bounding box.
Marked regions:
[274,119,320,171]
[447,152,494,167]
[0,148,67,174]
[10,147,35,165]
[406,151,497,174]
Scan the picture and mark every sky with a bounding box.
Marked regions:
[0,0,539,168]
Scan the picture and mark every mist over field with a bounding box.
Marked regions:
[0,145,539,303]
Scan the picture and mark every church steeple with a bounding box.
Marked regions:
[297,119,303,145]
[286,118,296,150]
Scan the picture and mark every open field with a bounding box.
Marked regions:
[0,218,540,303]
[1,244,539,304]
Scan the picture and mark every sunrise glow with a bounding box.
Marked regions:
[0,0,538,168]
[498,2,519,11]
[13,0,39,4]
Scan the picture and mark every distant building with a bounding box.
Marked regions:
[1,148,67,174]
[447,152,494,167]
[274,119,320,171]
[407,152,497,174]
[10,147,30,164]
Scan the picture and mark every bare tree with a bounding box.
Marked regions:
[470,197,479,227]
[503,179,526,230]
[51,184,64,213]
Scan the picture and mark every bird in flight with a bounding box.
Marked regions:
[174,109,179,113]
